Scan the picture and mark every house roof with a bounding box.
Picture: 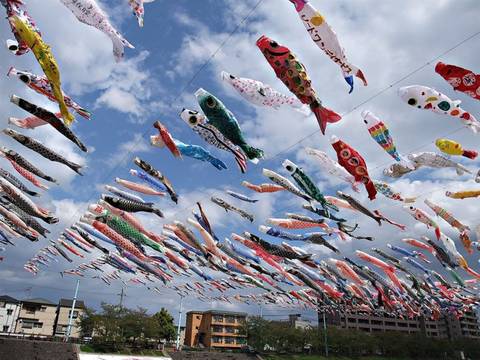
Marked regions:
[0,295,20,303]
[187,310,247,317]
[22,298,56,306]
[58,298,86,309]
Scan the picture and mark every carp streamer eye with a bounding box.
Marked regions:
[189,116,197,124]
[286,165,293,172]
[348,157,360,167]
[19,74,31,84]
[229,75,235,79]
[407,98,417,106]
[340,149,351,159]
[206,97,216,108]
[354,166,366,176]
[270,41,278,48]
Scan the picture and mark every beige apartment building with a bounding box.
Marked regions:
[53,299,86,339]
[15,298,58,337]
[184,310,247,349]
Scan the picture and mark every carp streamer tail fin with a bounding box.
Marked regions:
[311,103,342,135]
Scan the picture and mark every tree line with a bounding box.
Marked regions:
[245,316,480,359]
[80,303,176,353]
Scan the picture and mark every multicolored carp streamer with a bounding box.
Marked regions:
[257,35,341,134]
[196,88,264,163]
[1,0,479,324]
[59,0,134,62]
[374,181,416,203]
[399,85,480,133]
[7,68,90,120]
[287,0,367,93]
[128,0,155,27]
[221,71,309,113]
[362,111,411,166]
[435,62,480,101]
[408,152,471,176]
[435,138,477,159]
[331,136,376,200]
[8,15,75,125]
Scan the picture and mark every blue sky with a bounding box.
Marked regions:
[0,0,479,323]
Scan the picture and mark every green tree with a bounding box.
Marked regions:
[152,308,176,341]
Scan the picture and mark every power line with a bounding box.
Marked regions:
[265,29,480,161]
[16,11,480,296]
[41,0,266,249]
[161,29,480,222]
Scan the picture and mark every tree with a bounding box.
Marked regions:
[152,308,176,341]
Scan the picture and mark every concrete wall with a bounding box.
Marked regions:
[0,338,79,360]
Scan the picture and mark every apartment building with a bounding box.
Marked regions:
[53,299,86,339]
[184,310,247,349]
[0,295,21,334]
[15,298,58,337]
[320,309,480,340]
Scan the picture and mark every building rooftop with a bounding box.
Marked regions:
[0,295,20,303]
[22,298,56,306]
[187,310,247,317]
[58,299,86,309]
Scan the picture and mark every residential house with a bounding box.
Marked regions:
[0,295,21,334]
[15,298,57,337]
[53,299,86,339]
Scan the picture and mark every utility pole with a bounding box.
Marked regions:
[322,310,328,357]
[118,287,126,308]
[175,295,184,350]
[65,279,80,342]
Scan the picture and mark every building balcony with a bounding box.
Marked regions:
[210,331,246,337]
[211,321,243,326]
[210,342,243,348]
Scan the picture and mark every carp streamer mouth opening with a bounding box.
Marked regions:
[264,48,289,57]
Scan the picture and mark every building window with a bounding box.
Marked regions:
[3,326,8,332]
[22,322,32,329]
[21,320,43,329]
[68,310,79,319]
[24,306,36,314]
[40,306,47,312]
[55,325,68,335]
[212,326,223,333]
[225,327,235,334]
[211,336,222,344]
[0,301,5,308]
[6,309,13,315]
[213,315,224,323]
[224,337,235,344]
[225,316,235,324]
